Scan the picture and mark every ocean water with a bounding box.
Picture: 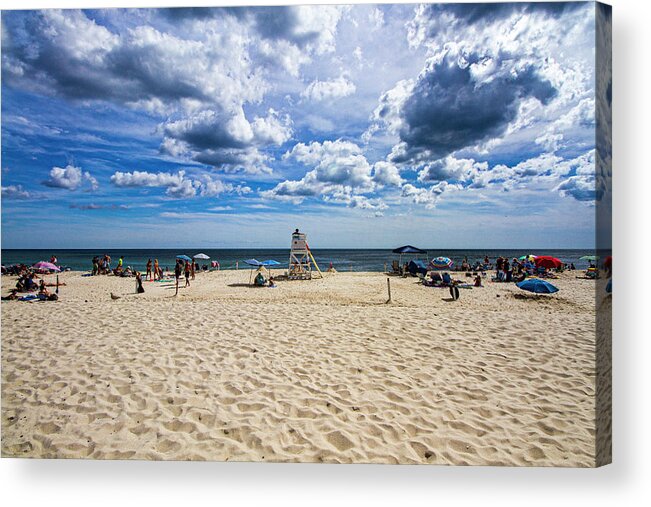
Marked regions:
[1,248,600,273]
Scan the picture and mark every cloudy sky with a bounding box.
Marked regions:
[1,2,606,249]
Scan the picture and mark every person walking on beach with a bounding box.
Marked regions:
[105,254,111,273]
[153,259,159,281]
[184,261,191,287]
[146,259,152,280]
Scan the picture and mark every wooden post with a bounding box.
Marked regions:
[56,275,60,295]
[386,277,392,304]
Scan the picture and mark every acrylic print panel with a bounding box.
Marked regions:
[0,2,612,467]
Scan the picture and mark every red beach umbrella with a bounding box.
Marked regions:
[535,256,562,269]
[604,256,612,269]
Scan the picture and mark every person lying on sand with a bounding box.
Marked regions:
[2,289,20,300]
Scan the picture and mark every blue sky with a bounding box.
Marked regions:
[1,2,608,249]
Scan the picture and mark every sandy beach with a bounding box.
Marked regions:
[1,269,605,466]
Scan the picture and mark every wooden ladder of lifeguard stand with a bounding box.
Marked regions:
[288,231,323,280]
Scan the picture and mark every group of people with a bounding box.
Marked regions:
[254,271,276,287]
[3,270,64,301]
[92,254,115,276]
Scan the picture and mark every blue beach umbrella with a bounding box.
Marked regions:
[430,256,454,270]
[261,259,281,267]
[244,259,263,267]
[176,254,192,262]
[516,278,559,294]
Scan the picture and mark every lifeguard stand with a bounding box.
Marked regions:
[288,229,322,280]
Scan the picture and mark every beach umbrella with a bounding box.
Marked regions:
[176,254,192,262]
[604,256,612,269]
[580,255,600,261]
[193,253,210,260]
[32,261,61,272]
[516,278,559,294]
[244,259,263,267]
[261,259,281,267]
[518,254,537,261]
[535,256,562,269]
[430,256,454,270]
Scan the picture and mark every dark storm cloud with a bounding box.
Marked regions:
[1,10,205,105]
[155,6,321,48]
[393,52,557,163]
[419,1,585,29]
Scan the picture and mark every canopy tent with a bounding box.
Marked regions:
[392,245,427,254]
[392,245,428,266]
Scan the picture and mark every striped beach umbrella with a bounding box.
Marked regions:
[430,256,454,270]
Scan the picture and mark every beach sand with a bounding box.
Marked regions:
[1,269,603,465]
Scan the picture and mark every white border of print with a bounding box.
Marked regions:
[1,1,649,506]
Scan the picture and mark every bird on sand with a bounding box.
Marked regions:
[110,292,121,300]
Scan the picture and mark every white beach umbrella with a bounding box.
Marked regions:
[193,253,210,260]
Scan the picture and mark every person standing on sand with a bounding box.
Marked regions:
[146,259,152,280]
[191,260,195,280]
[105,254,111,273]
[153,259,159,281]
[184,261,191,287]
[174,260,182,296]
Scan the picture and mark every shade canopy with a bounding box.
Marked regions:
[535,256,562,269]
[516,278,559,294]
[392,245,427,254]
[33,261,61,272]
[176,254,192,261]
[430,256,453,270]
[408,259,428,275]
[193,253,210,260]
